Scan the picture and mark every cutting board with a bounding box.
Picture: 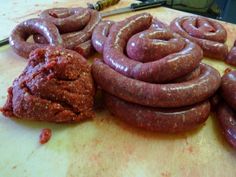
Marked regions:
[1,1,236,177]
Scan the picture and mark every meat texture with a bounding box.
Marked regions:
[1,47,95,123]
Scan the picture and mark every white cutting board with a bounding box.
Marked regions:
[1,1,236,177]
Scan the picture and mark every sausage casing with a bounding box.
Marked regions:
[9,18,62,58]
[92,60,221,108]
[105,93,210,133]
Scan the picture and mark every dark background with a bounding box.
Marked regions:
[223,0,236,23]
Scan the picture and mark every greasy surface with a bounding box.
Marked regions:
[1,47,95,122]
[170,16,228,60]
[105,93,210,133]
[1,1,236,177]
[92,61,220,108]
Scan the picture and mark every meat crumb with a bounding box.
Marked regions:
[39,128,52,144]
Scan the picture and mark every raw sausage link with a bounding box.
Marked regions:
[91,18,167,55]
[170,16,228,60]
[217,103,236,149]
[221,70,236,111]
[226,40,236,66]
[91,13,220,132]
[34,7,101,57]
[105,93,210,133]
[40,7,91,33]
[92,20,114,54]
[126,29,186,62]
[103,13,203,83]
[9,18,62,58]
[92,60,221,108]
[62,9,101,50]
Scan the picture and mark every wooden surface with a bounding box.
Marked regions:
[1,1,236,177]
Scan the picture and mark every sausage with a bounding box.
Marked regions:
[40,8,101,50]
[62,9,101,50]
[40,8,91,33]
[103,13,203,83]
[92,20,114,54]
[91,18,166,54]
[32,7,101,57]
[226,41,236,66]
[92,60,221,108]
[170,16,228,60]
[91,17,167,54]
[105,93,210,133]
[227,46,236,66]
[217,70,236,149]
[209,93,221,111]
[217,103,236,149]
[9,18,62,58]
[182,17,226,42]
[126,18,168,62]
[221,70,236,110]
[126,29,186,62]
[74,40,95,58]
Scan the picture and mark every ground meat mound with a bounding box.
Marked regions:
[1,46,95,123]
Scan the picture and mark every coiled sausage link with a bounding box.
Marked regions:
[34,7,101,57]
[170,16,228,60]
[103,13,203,83]
[91,13,221,132]
[9,18,62,58]
[40,7,91,33]
[92,60,221,108]
[62,9,101,50]
[216,70,236,149]
[105,93,210,133]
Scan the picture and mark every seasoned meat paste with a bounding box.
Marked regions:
[1,47,95,123]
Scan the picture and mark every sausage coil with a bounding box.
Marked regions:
[170,16,228,60]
